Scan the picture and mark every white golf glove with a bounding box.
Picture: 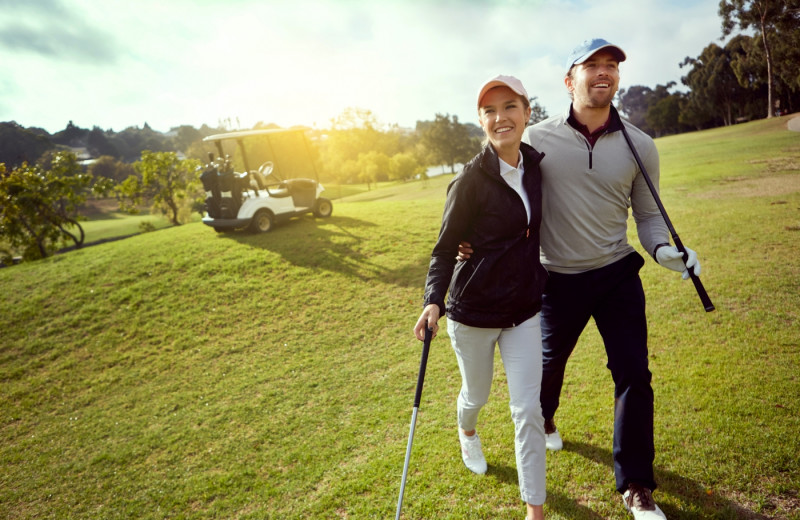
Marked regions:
[656,245,701,280]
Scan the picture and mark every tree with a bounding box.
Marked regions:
[418,114,481,174]
[646,93,685,137]
[118,151,202,225]
[618,83,680,136]
[389,152,425,181]
[725,35,773,119]
[681,35,766,126]
[315,107,412,184]
[51,120,89,147]
[88,155,135,183]
[720,0,800,118]
[355,151,390,188]
[618,85,656,134]
[0,151,110,260]
[527,97,549,126]
[760,10,800,114]
[681,40,756,127]
[87,126,119,158]
[319,108,388,184]
[113,124,171,162]
[170,125,203,153]
[337,159,360,186]
[0,121,54,168]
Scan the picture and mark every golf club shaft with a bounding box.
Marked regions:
[620,125,715,312]
[395,408,418,520]
[395,327,433,520]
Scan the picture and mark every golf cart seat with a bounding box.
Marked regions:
[285,178,317,208]
[265,181,291,198]
[251,170,266,190]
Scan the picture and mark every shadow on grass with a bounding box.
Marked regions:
[56,232,138,254]
[563,440,771,519]
[486,443,773,518]
[487,463,605,519]
[220,214,428,288]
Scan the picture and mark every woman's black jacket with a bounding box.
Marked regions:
[422,142,548,329]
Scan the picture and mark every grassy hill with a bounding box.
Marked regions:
[1,115,799,519]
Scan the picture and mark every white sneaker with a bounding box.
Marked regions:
[544,418,563,451]
[458,430,487,474]
[545,430,563,451]
[622,484,667,519]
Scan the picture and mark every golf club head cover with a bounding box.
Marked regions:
[656,245,701,280]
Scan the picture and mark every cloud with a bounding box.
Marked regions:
[0,0,67,13]
[0,0,728,134]
[0,0,121,64]
[0,25,119,63]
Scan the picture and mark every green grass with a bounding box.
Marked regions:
[74,181,406,247]
[80,211,176,243]
[1,115,799,519]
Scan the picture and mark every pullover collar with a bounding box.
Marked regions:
[565,104,624,147]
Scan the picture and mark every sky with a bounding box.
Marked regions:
[1,0,730,135]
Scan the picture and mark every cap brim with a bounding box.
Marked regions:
[477,80,527,108]
[575,44,626,65]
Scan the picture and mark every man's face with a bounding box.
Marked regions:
[565,49,620,109]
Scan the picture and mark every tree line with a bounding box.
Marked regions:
[0,109,489,262]
[618,0,799,136]
[1,0,797,262]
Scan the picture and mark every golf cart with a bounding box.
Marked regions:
[200,128,332,233]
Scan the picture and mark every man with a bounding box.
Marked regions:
[460,39,702,519]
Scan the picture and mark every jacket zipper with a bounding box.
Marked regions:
[456,257,485,300]
[495,168,531,239]
[583,138,593,169]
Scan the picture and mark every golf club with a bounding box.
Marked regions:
[620,124,715,312]
[395,327,433,520]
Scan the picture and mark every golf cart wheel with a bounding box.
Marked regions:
[313,198,333,218]
[250,209,274,233]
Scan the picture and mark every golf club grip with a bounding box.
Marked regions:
[673,238,717,312]
[688,271,715,312]
[673,238,715,312]
[413,328,433,408]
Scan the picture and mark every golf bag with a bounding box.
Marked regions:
[201,155,243,219]
[216,156,242,218]
[200,162,222,218]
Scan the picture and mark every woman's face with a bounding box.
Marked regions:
[478,86,531,155]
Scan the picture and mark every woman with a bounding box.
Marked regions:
[413,74,548,520]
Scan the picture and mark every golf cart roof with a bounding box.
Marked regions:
[202,127,318,180]
[203,128,307,142]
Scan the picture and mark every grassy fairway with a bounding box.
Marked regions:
[1,115,799,519]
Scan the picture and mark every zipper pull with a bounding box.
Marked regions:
[526,228,530,238]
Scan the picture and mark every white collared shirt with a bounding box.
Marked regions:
[499,150,530,222]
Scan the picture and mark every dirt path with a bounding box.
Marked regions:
[789,114,800,132]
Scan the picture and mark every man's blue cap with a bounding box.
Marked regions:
[565,38,626,74]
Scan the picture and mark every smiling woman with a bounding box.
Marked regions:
[413,75,548,520]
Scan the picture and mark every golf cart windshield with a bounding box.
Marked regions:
[202,128,319,183]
